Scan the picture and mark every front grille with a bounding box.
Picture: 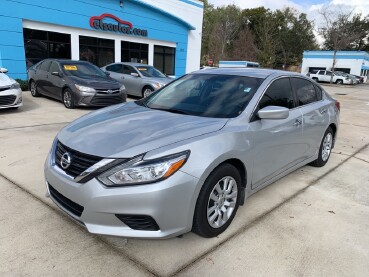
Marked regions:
[0,86,11,92]
[55,141,103,178]
[115,214,160,231]
[96,88,120,94]
[48,184,84,217]
[0,95,16,105]
[90,95,124,106]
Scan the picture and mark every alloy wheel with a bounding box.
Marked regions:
[322,133,332,161]
[143,88,153,97]
[207,176,238,228]
[63,90,72,108]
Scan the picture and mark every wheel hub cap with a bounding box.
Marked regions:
[207,176,238,229]
[322,133,332,161]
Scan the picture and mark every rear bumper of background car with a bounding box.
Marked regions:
[0,87,23,109]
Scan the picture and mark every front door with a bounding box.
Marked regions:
[249,77,305,189]
[123,65,142,97]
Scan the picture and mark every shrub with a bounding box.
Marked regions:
[15,79,29,91]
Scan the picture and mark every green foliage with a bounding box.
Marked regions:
[201,5,318,68]
[15,79,28,91]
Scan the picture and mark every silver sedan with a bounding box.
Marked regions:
[44,68,340,239]
[101,62,173,97]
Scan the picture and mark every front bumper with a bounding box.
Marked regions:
[44,149,201,239]
[74,91,127,107]
[0,88,23,109]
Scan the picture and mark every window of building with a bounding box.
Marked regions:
[259,78,295,110]
[121,41,148,64]
[154,46,175,75]
[291,78,318,106]
[309,67,325,73]
[23,28,71,68]
[335,68,351,74]
[79,36,114,67]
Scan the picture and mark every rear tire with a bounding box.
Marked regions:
[30,81,41,97]
[63,88,75,109]
[192,163,241,238]
[336,79,343,85]
[310,127,334,167]
[312,77,319,82]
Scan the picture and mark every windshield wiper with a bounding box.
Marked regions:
[150,107,191,115]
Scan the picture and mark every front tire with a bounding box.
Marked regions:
[63,89,75,109]
[336,79,343,85]
[192,163,241,238]
[142,86,154,98]
[310,127,334,167]
[30,81,41,97]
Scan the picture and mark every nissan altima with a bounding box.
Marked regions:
[44,68,340,238]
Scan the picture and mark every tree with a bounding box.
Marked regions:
[319,6,368,83]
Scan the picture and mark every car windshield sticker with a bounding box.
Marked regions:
[244,87,252,93]
[137,68,147,71]
[64,65,78,70]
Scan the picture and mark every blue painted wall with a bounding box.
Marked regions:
[0,0,193,79]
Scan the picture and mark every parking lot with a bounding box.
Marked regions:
[1,84,369,276]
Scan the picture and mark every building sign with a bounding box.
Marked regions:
[89,14,148,37]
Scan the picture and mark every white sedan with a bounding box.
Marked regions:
[0,68,23,109]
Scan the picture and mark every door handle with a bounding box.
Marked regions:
[293,119,302,127]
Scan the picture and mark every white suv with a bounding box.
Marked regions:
[0,68,23,109]
[308,70,352,85]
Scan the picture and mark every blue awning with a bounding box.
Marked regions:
[361,65,369,70]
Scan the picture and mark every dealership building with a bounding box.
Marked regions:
[301,50,369,81]
[0,0,204,80]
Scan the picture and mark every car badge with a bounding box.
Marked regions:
[107,89,113,94]
[60,152,72,170]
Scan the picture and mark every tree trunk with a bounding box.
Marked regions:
[330,50,337,84]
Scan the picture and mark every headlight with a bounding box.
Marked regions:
[153,82,163,89]
[98,151,190,186]
[10,82,20,90]
[120,84,126,91]
[75,84,96,93]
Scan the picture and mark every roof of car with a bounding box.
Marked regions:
[191,68,303,79]
[110,62,152,67]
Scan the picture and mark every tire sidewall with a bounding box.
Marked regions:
[318,127,333,166]
[193,164,241,238]
[30,81,39,97]
[63,89,75,109]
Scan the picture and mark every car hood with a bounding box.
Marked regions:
[0,73,15,87]
[69,75,121,89]
[58,102,228,158]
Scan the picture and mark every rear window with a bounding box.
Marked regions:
[291,78,318,106]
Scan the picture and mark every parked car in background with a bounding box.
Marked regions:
[352,74,364,83]
[308,70,352,84]
[45,68,340,239]
[101,62,173,98]
[28,59,126,109]
[0,68,23,110]
[334,71,358,84]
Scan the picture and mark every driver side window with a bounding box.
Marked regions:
[259,78,295,110]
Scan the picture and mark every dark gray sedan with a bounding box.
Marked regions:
[27,59,126,109]
[101,62,173,97]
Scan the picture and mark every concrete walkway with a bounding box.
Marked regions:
[0,85,368,276]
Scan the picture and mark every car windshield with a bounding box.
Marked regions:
[139,74,264,118]
[61,62,106,78]
[135,66,166,78]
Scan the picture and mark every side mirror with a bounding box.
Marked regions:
[51,71,62,77]
[131,72,139,77]
[0,67,8,73]
[257,106,289,120]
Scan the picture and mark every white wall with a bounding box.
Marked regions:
[143,0,204,73]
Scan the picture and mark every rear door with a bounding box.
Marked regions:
[249,77,304,189]
[291,77,329,160]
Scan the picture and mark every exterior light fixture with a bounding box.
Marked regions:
[120,1,123,8]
